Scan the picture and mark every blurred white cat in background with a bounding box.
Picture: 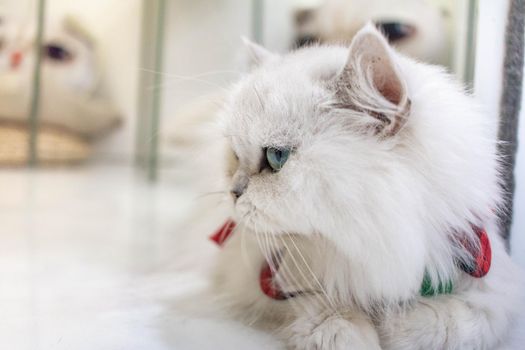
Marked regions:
[0,13,120,164]
[294,0,450,65]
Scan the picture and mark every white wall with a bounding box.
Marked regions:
[159,0,251,149]
[474,0,509,139]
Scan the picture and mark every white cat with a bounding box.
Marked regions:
[210,24,523,349]
[0,14,119,138]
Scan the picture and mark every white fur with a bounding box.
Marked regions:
[212,25,523,349]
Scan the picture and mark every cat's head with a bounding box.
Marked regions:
[225,25,411,237]
[222,24,499,301]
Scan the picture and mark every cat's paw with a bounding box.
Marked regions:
[379,298,498,350]
[379,302,446,350]
[286,314,381,350]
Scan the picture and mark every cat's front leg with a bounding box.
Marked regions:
[284,311,381,350]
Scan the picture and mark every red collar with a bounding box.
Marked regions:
[210,220,491,300]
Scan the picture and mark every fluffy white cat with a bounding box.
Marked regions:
[210,24,523,349]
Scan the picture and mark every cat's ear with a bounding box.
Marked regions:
[242,37,278,69]
[335,23,410,137]
[63,16,95,48]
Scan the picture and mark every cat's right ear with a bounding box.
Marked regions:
[334,23,410,137]
[242,37,278,69]
[63,15,95,48]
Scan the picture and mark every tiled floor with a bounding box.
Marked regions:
[0,165,522,349]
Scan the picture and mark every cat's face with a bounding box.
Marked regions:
[0,15,97,95]
[223,26,411,240]
[295,0,449,65]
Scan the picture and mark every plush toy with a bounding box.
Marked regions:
[0,15,120,165]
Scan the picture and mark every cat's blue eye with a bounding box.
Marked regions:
[266,147,290,172]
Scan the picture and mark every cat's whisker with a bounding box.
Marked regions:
[252,86,265,111]
[147,77,230,94]
[239,227,255,273]
[139,67,242,79]
[277,234,334,313]
[266,232,319,315]
[274,234,332,315]
[194,190,228,199]
[260,176,335,309]
[241,178,331,313]
[238,209,260,273]
[232,172,335,310]
[250,207,315,315]
[254,180,335,312]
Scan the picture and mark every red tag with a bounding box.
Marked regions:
[210,219,236,246]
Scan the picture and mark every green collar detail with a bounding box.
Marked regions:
[420,271,453,297]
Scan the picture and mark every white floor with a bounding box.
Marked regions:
[0,165,523,349]
[0,165,281,350]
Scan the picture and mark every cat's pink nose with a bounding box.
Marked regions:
[10,51,23,69]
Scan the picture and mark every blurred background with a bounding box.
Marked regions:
[0,0,523,349]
